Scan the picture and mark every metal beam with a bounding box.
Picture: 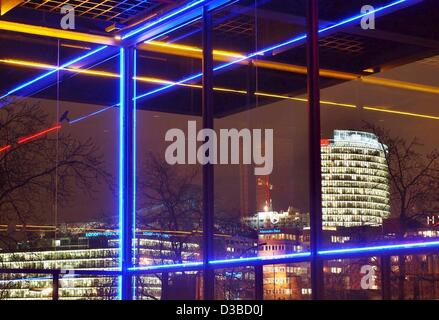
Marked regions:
[254,265,264,300]
[0,0,23,15]
[0,20,117,45]
[202,5,215,301]
[307,0,324,301]
[120,0,234,46]
[272,0,423,56]
[381,256,392,300]
[52,271,60,300]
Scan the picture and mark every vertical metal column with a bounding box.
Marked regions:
[161,272,169,300]
[255,264,264,300]
[381,255,391,300]
[307,0,324,300]
[202,5,215,300]
[121,46,135,300]
[52,271,59,300]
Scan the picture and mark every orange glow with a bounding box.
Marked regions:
[361,76,439,95]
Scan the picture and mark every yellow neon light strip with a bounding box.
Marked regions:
[1,21,437,96]
[255,92,357,108]
[147,40,246,59]
[1,20,438,97]
[141,42,439,95]
[361,77,439,95]
[363,106,439,120]
[0,20,117,45]
[2,58,438,120]
[0,58,118,78]
[0,0,23,15]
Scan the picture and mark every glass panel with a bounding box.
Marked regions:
[0,33,59,256]
[263,263,311,300]
[215,267,255,300]
[0,273,54,300]
[0,32,119,285]
[135,271,202,300]
[59,274,118,300]
[133,17,203,276]
[390,254,439,300]
[324,257,382,300]
[319,1,439,252]
[211,0,310,263]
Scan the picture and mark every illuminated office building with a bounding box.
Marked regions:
[258,229,310,300]
[0,226,200,300]
[321,130,390,228]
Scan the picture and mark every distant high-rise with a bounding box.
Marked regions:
[256,175,272,213]
[321,130,390,228]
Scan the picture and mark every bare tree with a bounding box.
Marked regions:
[135,152,201,299]
[0,101,113,250]
[365,123,439,299]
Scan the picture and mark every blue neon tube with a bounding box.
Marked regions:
[118,47,125,301]
[319,240,439,256]
[134,0,414,101]
[0,45,108,102]
[121,0,206,40]
[127,239,439,273]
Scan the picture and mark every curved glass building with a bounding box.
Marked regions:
[321,130,390,228]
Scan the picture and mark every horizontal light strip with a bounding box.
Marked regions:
[0,20,116,45]
[0,59,118,78]
[0,45,108,101]
[144,40,246,60]
[0,145,11,152]
[0,124,61,153]
[0,0,419,105]
[209,252,312,266]
[255,92,357,108]
[361,77,439,95]
[319,240,439,256]
[364,106,439,120]
[69,105,116,125]
[129,261,203,272]
[128,239,439,273]
[142,40,439,95]
[17,124,61,144]
[134,0,421,101]
[3,57,436,123]
[1,240,438,275]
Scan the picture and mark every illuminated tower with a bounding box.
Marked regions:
[256,175,272,212]
[321,130,390,228]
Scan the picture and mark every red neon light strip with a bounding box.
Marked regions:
[0,145,11,153]
[0,124,62,153]
[17,124,61,145]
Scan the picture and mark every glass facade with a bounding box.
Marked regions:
[0,0,438,300]
[321,130,390,227]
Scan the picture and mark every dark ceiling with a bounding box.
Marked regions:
[0,0,438,117]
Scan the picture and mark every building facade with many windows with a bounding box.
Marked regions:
[321,130,390,228]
